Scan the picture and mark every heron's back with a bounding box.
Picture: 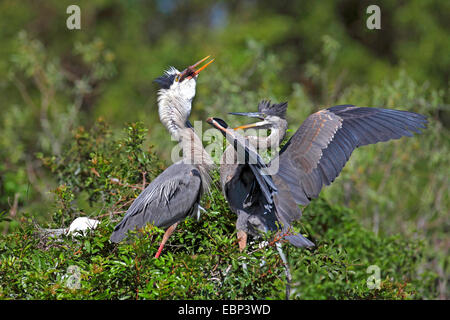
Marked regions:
[110,161,202,243]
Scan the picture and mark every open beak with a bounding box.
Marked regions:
[181,55,215,81]
[233,121,271,131]
[228,112,270,131]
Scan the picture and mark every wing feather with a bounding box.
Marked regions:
[271,106,427,209]
[110,162,202,243]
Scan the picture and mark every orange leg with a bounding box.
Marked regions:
[237,230,248,252]
[155,222,179,258]
[237,230,248,271]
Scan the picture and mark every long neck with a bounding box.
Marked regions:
[158,93,214,192]
[158,90,192,140]
[179,128,215,191]
[247,124,287,152]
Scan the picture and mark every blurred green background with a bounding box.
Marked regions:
[0,0,448,298]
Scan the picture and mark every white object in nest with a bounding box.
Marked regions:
[67,217,99,236]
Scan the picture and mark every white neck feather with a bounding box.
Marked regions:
[157,89,214,193]
[157,90,191,140]
[247,126,286,151]
[179,128,215,192]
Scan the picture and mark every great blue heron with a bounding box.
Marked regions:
[110,56,215,259]
[208,103,427,250]
[218,100,314,252]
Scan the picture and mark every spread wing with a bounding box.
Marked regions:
[220,139,314,247]
[272,105,427,206]
[110,162,202,243]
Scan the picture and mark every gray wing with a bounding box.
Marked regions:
[110,162,202,243]
[220,135,313,247]
[272,105,427,207]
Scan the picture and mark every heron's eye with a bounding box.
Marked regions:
[175,74,181,82]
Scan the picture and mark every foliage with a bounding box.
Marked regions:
[0,183,439,299]
[0,1,447,299]
[0,120,440,299]
[37,119,164,228]
[0,31,115,226]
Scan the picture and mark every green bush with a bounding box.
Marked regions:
[0,188,438,299]
[38,119,163,227]
[0,3,447,298]
[0,120,439,299]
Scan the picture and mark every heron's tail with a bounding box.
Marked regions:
[109,217,135,243]
[283,232,315,248]
[110,224,126,243]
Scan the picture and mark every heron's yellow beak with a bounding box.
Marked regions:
[192,55,215,76]
[183,55,215,80]
[233,122,260,131]
[233,120,270,131]
[206,117,232,135]
[229,111,268,130]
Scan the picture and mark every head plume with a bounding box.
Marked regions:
[153,67,179,89]
[258,100,288,119]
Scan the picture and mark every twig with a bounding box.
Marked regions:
[110,177,145,191]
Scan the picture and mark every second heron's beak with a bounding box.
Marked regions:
[229,112,265,120]
[181,55,215,81]
[206,117,233,137]
[206,117,228,130]
[229,112,270,131]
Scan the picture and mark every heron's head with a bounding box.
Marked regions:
[229,100,288,132]
[206,117,234,138]
[155,56,214,137]
[154,56,214,104]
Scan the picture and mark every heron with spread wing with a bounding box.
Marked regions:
[209,102,427,250]
[110,56,215,258]
[218,100,313,252]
